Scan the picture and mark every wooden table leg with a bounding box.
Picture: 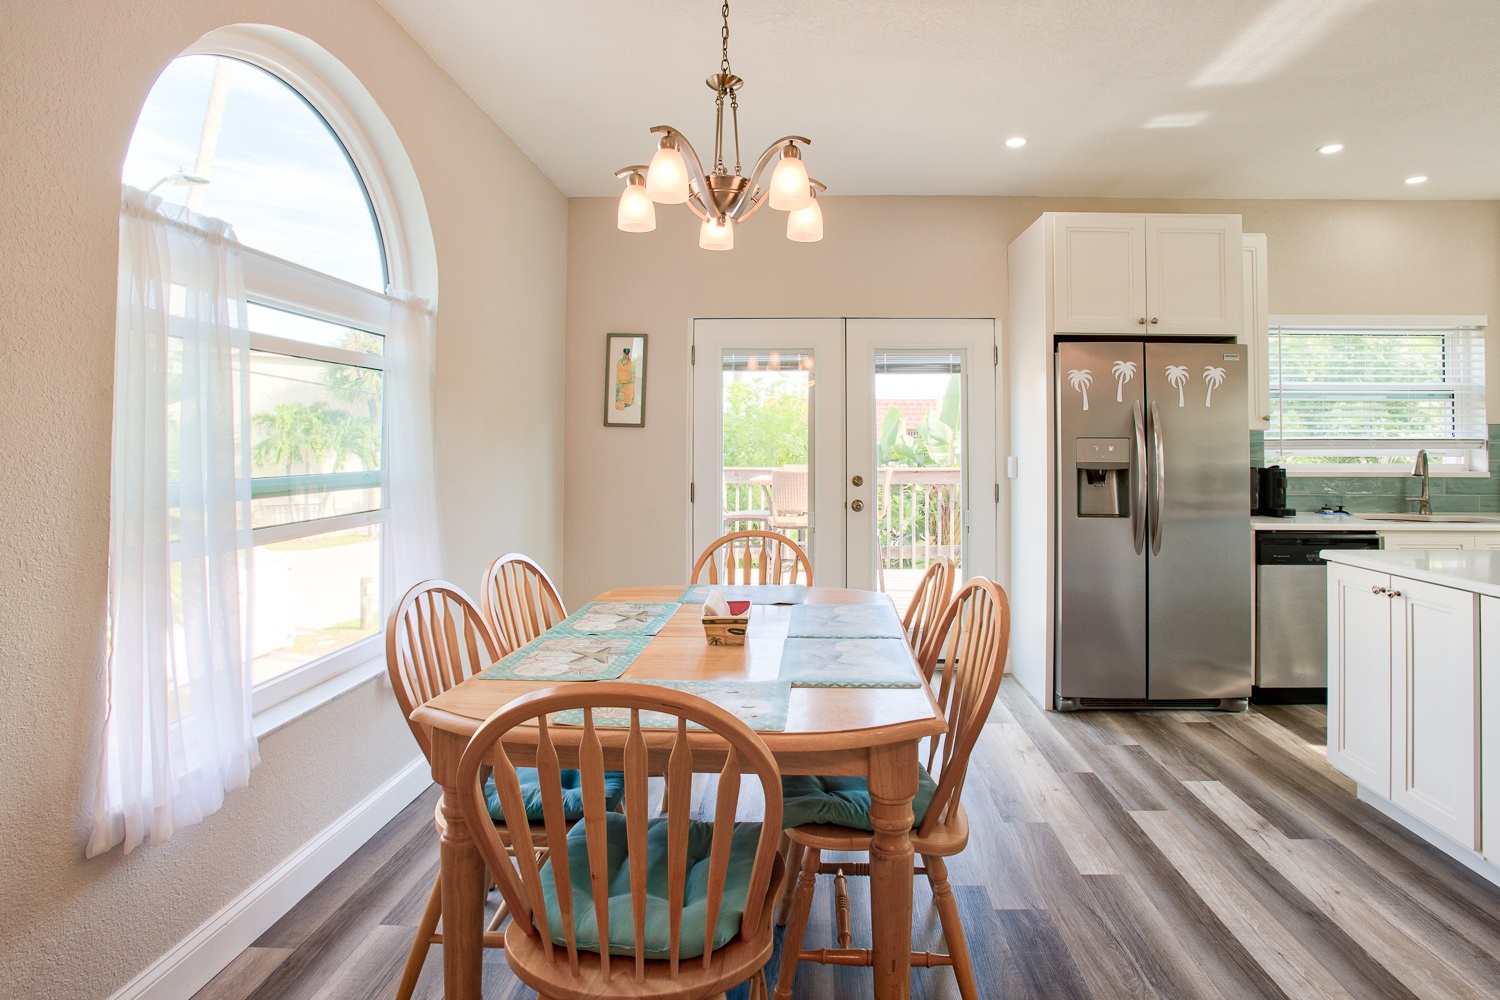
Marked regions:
[434,731,485,1000]
[867,741,917,1000]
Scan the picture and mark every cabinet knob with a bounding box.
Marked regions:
[1261,415,1271,422]
[1150,317,1159,324]
[1388,590,1402,599]
[1138,317,1147,325]
[1371,585,1387,595]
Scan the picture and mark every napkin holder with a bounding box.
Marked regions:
[702,600,751,645]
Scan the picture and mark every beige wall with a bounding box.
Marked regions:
[0,1,565,996]
[564,196,1500,607]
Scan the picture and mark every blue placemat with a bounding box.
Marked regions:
[550,680,791,732]
[678,583,807,605]
[548,601,680,637]
[787,603,904,639]
[777,638,923,688]
[479,634,652,681]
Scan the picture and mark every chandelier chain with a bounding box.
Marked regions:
[720,0,731,75]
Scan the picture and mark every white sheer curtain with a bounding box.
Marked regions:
[382,293,443,606]
[89,188,259,857]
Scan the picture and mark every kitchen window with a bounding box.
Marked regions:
[1265,316,1488,473]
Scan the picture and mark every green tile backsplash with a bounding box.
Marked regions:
[1251,427,1500,514]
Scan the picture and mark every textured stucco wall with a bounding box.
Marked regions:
[563,195,1500,608]
[0,1,566,996]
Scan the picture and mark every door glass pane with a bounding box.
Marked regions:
[874,352,963,615]
[721,350,814,574]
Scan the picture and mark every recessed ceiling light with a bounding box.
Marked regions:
[1005,136,1028,148]
[1318,143,1345,154]
[1405,175,1429,185]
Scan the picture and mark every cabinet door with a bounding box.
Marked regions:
[1146,216,1243,337]
[1381,531,1474,551]
[1241,234,1270,431]
[1052,214,1146,334]
[1390,578,1478,847]
[1327,563,1392,793]
[1480,597,1500,861]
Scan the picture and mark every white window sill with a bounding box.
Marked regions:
[253,653,387,739]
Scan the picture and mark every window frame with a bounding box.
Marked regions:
[153,33,419,715]
[1265,314,1489,477]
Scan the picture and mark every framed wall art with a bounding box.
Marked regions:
[604,333,648,427]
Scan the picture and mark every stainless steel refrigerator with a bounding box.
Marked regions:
[1055,341,1251,710]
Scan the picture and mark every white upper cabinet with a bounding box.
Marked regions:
[1242,234,1269,430]
[1051,213,1243,337]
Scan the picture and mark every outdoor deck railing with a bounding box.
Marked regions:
[723,466,961,568]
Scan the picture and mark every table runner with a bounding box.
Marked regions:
[777,638,923,688]
[550,680,791,732]
[678,583,807,605]
[787,603,904,639]
[548,601,680,637]
[479,634,652,681]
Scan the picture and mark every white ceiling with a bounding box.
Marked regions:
[373,0,1500,201]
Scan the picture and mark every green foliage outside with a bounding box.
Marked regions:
[722,376,809,468]
[878,375,961,468]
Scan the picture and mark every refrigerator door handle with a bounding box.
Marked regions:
[1132,400,1147,555]
[1149,399,1164,555]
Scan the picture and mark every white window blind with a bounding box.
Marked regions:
[1267,316,1487,468]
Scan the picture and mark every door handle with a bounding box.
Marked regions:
[1132,401,1147,555]
[850,499,865,512]
[1149,400,1164,555]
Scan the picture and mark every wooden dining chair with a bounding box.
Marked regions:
[903,558,954,677]
[458,682,787,1000]
[772,578,1010,1000]
[690,529,812,586]
[481,551,567,650]
[385,580,625,1000]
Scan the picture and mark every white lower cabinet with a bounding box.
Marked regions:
[1327,563,1479,847]
[1380,531,1475,551]
[1483,598,1500,861]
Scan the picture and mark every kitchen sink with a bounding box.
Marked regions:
[1350,513,1499,523]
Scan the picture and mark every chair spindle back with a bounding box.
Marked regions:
[690,529,812,586]
[481,552,566,652]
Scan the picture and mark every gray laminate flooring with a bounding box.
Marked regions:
[192,678,1500,1000]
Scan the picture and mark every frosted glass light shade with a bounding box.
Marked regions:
[699,216,734,251]
[786,196,823,242]
[646,145,690,204]
[768,151,812,211]
[617,182,656,232]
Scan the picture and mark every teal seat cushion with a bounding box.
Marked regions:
[484,769,626,823]
[779,766,938,832]
[538,813,764,959]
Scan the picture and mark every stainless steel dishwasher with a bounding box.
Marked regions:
[1255,532,1381,691]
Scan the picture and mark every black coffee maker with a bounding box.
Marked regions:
[1253,465,1294,517]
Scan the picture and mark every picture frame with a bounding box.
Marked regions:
[603,333,648,427]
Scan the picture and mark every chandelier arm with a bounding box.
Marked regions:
[720,136,814,220]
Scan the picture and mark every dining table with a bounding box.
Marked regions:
[409,584,948,1000]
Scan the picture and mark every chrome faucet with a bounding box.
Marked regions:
[1410,449,1431,515]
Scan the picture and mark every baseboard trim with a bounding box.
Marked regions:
[108,756,431,1000]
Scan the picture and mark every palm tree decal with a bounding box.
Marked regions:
[1165,365,1189,407]
[1203,366,1227,407]
[1110,360,1137,402]
[1067,368,1094,410]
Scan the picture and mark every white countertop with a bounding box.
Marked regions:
[1319,548,1500,598]
[1253,513,1500,532]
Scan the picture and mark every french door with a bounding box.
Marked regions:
[690,318,998,607]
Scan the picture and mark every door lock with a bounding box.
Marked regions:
[850,499,865,512]
[851,475,864,487]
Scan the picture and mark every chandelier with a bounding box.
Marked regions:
[614,0,824,250]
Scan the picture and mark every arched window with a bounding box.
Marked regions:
[94,32,437,855]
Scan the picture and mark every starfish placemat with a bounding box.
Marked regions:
[678,583,807,605]
[550,680,791,732]
[777,638,923,688]
[479,634,651,682]
[549,601,680,637]
[787,603,904,639]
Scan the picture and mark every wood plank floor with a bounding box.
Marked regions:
[193,679,1500,1000]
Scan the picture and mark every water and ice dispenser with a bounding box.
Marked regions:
[1075,438,1130,517]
